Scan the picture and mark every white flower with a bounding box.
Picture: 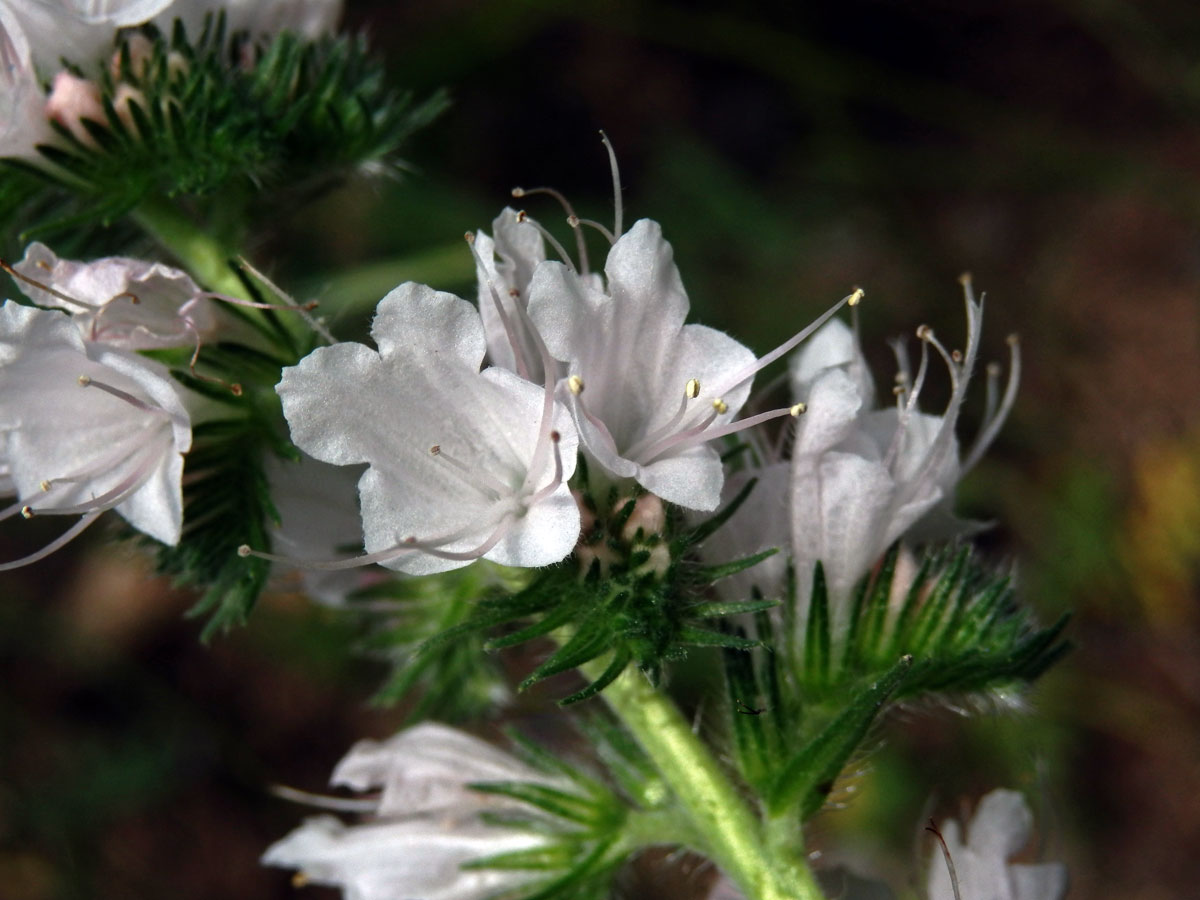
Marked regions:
[0,301,191,565]
[274,280,580,575]
[527,219,855,512]
[11,241,217,349]
[0,7,56,159]
[263,723,555,900]
[928,789,1067,900]
[788,281,1018,626]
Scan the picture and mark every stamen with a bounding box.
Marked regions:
[1,258,103,313]
[623,379,702,460]
[429,443,510,501]
[710,289,864,399]
[573,217,616,244]
[569,375,584,395]
[78,374,170,417]
[514,211,578,277]
[640,402,805,463]
[526,431,565,505]
[961,334,1020,476]
[22,443,165,518]
[236,256,334,345]
[0,511,102,572]
[511,185,589,274]
[269,784,380,814]
[926,820,963,900]
[599,130,624,238]
[465,232,534,382]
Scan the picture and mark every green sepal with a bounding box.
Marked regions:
[767,654,912,817]
[694,547,779,584]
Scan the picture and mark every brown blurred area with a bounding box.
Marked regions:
[3,1,1200,898]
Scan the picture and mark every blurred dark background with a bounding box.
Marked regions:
[2,1,1199,898]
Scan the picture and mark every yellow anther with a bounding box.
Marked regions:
[515,210,528,223]
[36,259,51,270]
[790,402,807,416]
[848,288,864,306]
[20,505,34,519]
[77,374,92,386]
[291,872,309,888]
[712,398,728,414]
[39,480,50,492]
[685,378,700,399]
[568,374,585,395]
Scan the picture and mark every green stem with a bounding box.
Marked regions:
[590,661,824,900]
[132,199,248,299]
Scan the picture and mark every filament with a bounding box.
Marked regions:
[515,211,577,277]
[512,185,589,274]
[0,511,102,572]
[960,334,1020,476]
[465,232,534,382]
[236,256,335,345]
[600,130,623,239]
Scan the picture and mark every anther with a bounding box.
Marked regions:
[986,362,1002,377]
[20,506,34,519]
[515,210,528,223]
[568,374,585,395]
[848,287,864,306]
[685,378,700,399]
[916,325,932,341]
[464,231,476,244]
[712,398,728,415]
[39,480,50,492]
[77,374,91,386]
[292,872,309,889]
[790,402,807,415]
[430,444,441,455]
[237,544,252,557]
[511,187,526,198]
[951,349,963,363]
[550,430,561,442]
[1007,333,1019,346]
[36,259,51,270]
[567,214,580,228]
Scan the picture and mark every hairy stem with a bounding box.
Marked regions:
[133,199,248,299]
[588,660,824,900]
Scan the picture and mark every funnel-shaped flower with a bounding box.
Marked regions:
[0,8,55,159]
[12,242,217,349]
[0,302,191,560]
[276,281,580,575]
[528,219,759,511]
[789,282,1018,626]
[472,207,546,378]
[264,723,555,900]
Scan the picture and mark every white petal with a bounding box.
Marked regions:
[793,367,865,456]
[262,815,539,900]
[968,789,1034,858]
[332,723,549,816]
[1010,863,1068,900]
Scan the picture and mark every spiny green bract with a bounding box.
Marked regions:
[722,544,1070,819]
[4,16,447,241]
[412,480,778,706]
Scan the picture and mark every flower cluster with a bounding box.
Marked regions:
[0,0,341,162]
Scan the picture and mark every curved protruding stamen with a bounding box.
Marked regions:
[465,232,534,382]
[513,185,590,274]
[0,511,102,572]
[237,256,336,345]
[515,211,578,277]
[623,378,702,460]
[961,334,1020,476]
[884,336,930,469]
[429,443,510,501]
[711,288,864,399]
[525,431,565,506]
[599,130,623,239]
[22,444,162,517]
[567,376,623,460]
[239,508,520,571]
[1,258,103,313]
[78,374,172,418]
[640,402,806,464]
[269,784,381,814]
[573,217,616,245]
